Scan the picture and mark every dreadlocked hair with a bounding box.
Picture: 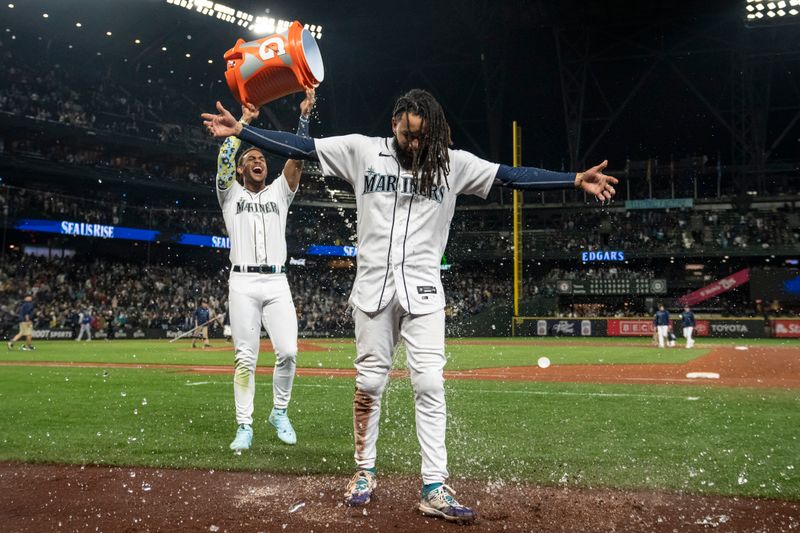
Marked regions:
[392,89,451,196]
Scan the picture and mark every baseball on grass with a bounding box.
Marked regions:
[537,356,551,369]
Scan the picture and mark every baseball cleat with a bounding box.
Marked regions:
[6,341,12,350]
[419,484,476,523]
[344,470,377,507]
[229,424,253,452]
[268,408,297,445]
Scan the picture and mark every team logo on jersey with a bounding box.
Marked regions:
[236,199,280,215]
[362,168,445,204]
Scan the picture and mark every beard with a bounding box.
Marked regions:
[392,137,427,171]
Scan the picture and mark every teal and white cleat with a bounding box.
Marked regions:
[419,484,476,523]
[344,470,377,507]
[268,408,297,445]
[229,424,253,452]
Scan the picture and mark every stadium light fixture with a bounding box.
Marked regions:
[42,13,48,18]
[745,0,800,24]
[162,0,323,39]
[8,4,14,8]
[75,22,82,27]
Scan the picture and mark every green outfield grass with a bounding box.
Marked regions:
[0,365,797,499]
[2,336,785,369]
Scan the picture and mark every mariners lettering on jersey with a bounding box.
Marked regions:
[362,167,446,204]
[236,199,280,215]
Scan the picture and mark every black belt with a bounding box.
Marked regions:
[232,265,286,274]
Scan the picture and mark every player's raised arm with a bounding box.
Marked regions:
[203,101,319,161]
[493,159,618,202]
[282,88,316,192]
[215,103,259,199]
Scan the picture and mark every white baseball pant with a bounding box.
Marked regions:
[683,326,694,348]
[229,272,298,425]
[657,325,668,348]
[352,294,448,485]
[76,323,92,341]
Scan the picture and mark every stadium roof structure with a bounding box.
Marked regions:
[3,1,799,180]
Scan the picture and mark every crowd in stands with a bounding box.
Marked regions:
[547,209,800,252]
[452,206,800,254]
[0,47,216,153]
[0,184,357,246]
[4,246,797,340]
[0,250,229,337]
[0,251,515,339]
[0,39,310,189]
[4,182,799,261]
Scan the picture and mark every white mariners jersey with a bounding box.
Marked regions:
[314,135,499,314]
[216,136,296,266]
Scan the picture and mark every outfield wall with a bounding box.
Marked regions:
[514,318,800,338]
[17,318,800,340]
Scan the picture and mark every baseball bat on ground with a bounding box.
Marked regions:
[169,314,225,343]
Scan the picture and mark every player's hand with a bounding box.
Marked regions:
[576,160,618,202]
[241,102,260,124]
[300,87,316,118]
[201,101,242,138]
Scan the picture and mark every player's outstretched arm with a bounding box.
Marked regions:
[283,88,316,191]
[494,160,618,202]
[203,101,319,161]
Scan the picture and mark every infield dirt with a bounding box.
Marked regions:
[1,462,798,532]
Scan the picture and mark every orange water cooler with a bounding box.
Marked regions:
[224,21,324,106]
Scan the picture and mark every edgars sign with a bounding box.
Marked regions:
[581,250,625,263]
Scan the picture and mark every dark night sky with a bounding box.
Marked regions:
[3,1,799,170]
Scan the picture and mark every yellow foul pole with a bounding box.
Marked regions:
[512,122,522,332]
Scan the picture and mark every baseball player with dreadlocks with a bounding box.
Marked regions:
[203,88,618,523]
[219,88,316,453]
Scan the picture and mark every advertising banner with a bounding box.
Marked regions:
[626,198,694,210]
[31,328,75,340]
[530,319,604,337]
[705,319,765,338]
[607,319,654,336]
[770,319,800,338]
[692,320,710,337]
[677,269,750,306]
[607,318,764,338]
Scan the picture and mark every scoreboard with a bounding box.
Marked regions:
[556,279,667,295]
